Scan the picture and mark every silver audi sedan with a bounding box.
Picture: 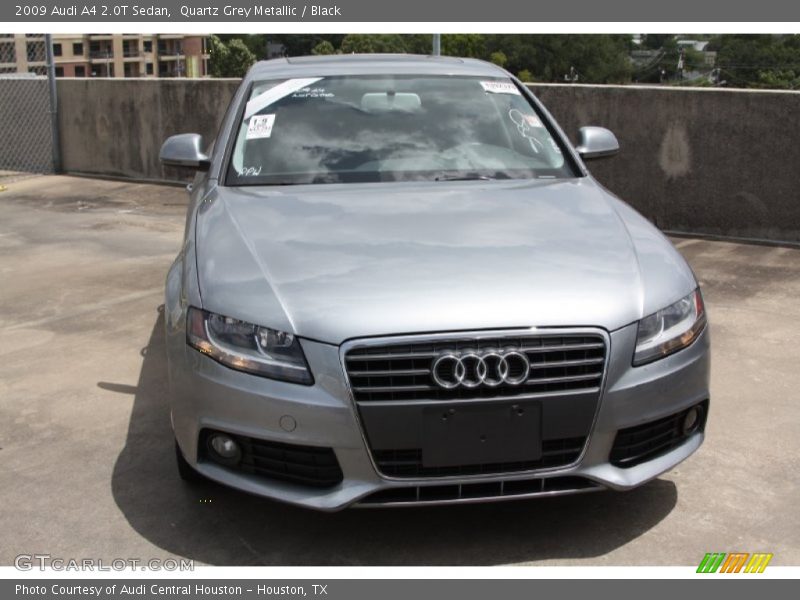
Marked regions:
[161,54,709,510]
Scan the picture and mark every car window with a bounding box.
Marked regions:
[227,75,575,186]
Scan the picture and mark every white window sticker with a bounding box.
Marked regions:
[524,114,544,128]
[480,81,521,95]
[246,114,276,140]
[292,87,334,99]
[244,77,323,119]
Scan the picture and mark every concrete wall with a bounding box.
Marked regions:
[530,83,800,243]
[56,79,800,242]
[57,78,239,182]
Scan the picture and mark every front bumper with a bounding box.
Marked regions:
[167,320,710,511]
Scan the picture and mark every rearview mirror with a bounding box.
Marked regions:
[159,133,210,170]
[361,92,422,113]
[575,126,619,159]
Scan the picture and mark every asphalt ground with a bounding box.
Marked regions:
[1,175,798,566]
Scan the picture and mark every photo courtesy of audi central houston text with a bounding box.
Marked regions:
[162,54,710,510]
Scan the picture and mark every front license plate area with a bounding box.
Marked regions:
[421,401,542,468]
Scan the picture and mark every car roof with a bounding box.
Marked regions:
[245,54,507,80]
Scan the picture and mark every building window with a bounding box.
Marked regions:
[143,40,152,53]
[75,65,85,77]
[55,66,64,77]
[27,42,45,62]
[123,62,139,77]
[146,62,153,75]
[122,40,138,57]
[0,41,15,63]
[73,42,83,55]
[53,43,62,56]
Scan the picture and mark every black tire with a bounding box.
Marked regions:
[175,440,205,483]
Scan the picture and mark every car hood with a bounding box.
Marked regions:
[195,178,696,344]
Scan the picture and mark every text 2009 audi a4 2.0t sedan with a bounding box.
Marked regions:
[161,54,709,510]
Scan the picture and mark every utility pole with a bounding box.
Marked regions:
[564,66,579,83]
[44,34,61,173]
[432,34,440,56]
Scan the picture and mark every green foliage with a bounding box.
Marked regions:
[641,34,673,50]
[267,35,346,57]
[208,35,257,78]
[402,34,433,55]
[489,51,508,68]
[485,34,633,83]
[659,40,704,79]
[441,34,487,58]
[217,34,266,60]
[340,34,408,54]
[311,40,336,55]
[209,34,638,84]
[711,34,800,89]
[517,69,533,82]
[756,69,800,89]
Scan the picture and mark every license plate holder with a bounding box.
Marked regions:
[421,401,542,468]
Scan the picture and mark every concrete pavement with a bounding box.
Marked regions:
[0,175,798,566]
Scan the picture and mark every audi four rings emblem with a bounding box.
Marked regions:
[431,349,531,389]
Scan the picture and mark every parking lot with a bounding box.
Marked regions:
[1,174,798,566]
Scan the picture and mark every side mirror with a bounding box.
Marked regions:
[575,126,619,159]
[159,133,210,170]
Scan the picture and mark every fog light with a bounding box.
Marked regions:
[682,406,702,435]
[208,433,241,463]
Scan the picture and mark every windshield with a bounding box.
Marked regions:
[226,75,576,186]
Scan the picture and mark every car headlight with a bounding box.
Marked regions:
[186,307,313,385]
[633,289,707,366]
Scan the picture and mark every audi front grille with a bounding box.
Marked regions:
[344,333,606,402]
[343,331,608,480]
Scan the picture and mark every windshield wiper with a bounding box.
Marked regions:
[434,175,496,182]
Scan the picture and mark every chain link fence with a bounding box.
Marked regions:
[0,34,56,182]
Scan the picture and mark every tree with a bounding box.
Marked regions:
[710,34,800,89]
[641,34,673,50]
[208,35,257,78]
[206,34,640,84]
[402,34,432,55]
[441,34,486,58]
[489,51,508,68]
[217,34,266,60]
[312,40,336,55]
[485,35,632,84]
[517,69,533,82]
[267,34,346,57]
[340,34,407,54]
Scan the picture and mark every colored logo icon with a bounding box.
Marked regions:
[697,553,773,573]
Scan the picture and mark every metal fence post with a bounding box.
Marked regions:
[45,34,61,173]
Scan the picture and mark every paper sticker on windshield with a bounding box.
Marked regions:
[524,114,544,128]
[480,81,521,95]
[246,114,276,140]
[292,86,334,99]
[244,77,323,119]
